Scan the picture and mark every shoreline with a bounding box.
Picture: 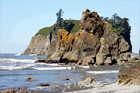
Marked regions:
[65,82,140,93]
[1,82,140,93]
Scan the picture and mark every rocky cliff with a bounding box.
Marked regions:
[46,9,131,65]
[23,34,56,55]
[23,20,80,55]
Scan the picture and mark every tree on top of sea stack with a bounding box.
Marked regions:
[56,9,64,23]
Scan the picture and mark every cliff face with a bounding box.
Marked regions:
[23,34,56,55]
[46,9,131,65]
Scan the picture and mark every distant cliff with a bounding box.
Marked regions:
[46,9,131,65]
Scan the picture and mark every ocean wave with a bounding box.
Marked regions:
[87,70,119,74]
[45,63,59,66]
[34,66,72,70]
[15,53,21,56]
[0,64,35,70]
[29,54,37,56]
[78,65,89,68]
[0,58,36,63]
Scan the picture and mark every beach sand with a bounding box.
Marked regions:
[65,83,140,93]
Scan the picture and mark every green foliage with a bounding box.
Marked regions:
[103,13,131,36]
[35,20,80,36]
[102,13,131,47]
[35,26,53,36]
[56,9,64,23]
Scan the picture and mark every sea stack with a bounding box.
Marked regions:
[46,9,131,65]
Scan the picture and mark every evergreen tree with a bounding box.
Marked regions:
[103,13,132,50]
[56,9,64,23]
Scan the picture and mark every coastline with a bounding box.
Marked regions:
[1,82,140,93]
[65,82,140,93]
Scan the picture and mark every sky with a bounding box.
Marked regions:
[0,0,140,54]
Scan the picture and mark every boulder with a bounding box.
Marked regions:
[118,64,140,85]
[26,76,35,81]
[73,77,98,88]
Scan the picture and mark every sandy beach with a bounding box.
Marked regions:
[65,83,140,93]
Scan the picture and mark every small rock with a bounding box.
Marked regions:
[3,89,14,93]
[26,76,34,81]
[62,78,69,80]
[74,77,98,88]
[35,59,46,63]
[40,83,50,86]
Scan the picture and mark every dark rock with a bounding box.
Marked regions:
[26,76,34,81]
[118,64,140,85]
[35,59,46,63]
[40,83,50,86]
[62,78,69,80]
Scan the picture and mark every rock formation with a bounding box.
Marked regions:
[118,64,140,85]
[46,9,131,65]
[23,34,56,55]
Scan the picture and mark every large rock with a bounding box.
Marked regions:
[46,29,101,65]
[46,9,131,65]
[23,34,56,55]
[118,64,140,85]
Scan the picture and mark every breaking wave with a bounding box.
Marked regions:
[87,70,119,74]
[34,66,73,70]
[0,64,35,70]
[0,58,36,63]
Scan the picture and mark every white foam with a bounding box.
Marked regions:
[0,58,36,63]
[29,54,37,56]
[78,65,89,68]
[0,64,35,70]
[87,70,119,74]
[34,67,72,70]
[15,53,21,56]
[46,63,59,66]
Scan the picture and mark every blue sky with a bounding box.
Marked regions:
[0,0,140,53]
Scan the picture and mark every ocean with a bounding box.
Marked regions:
[0,53,121,91]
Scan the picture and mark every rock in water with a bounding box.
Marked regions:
[46,9,131,65]
[35,59,46,63]
[40,83,50,86]
[26,76,34,81]
[118,64,140,85]
[62,78,69,80]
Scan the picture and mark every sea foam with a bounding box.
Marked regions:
[87,70,119,74]
[34,66,72,70]
[0,58,36,63]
